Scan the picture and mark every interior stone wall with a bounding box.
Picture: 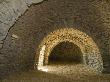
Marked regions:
[0,0,44,79]
[0,0,43,49]
[37,28,103,72]
[0,0,110,79]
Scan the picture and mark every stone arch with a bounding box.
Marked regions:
[36,28,103,72]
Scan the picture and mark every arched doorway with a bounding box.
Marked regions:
[49,41,83,65]
[36,28,103,72]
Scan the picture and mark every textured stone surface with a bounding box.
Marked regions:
[0,41,3,49]
[0,0,110,80]
[0,0,44,79]
[0,0,43,46]
[37,28,103,72]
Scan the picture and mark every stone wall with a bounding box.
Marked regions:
[0,0,110,79]
[37,28,103,72]
[0,0,43,49]
[0,0,44,79]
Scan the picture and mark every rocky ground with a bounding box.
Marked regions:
[2,63,110,82]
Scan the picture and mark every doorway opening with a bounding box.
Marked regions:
[49,41,83,65]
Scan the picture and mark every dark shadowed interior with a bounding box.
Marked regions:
[49,41,83,64]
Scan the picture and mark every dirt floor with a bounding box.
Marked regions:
[2,63,110,82]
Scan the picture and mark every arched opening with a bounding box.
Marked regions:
[49,41,83,65]
[37,28,103,72]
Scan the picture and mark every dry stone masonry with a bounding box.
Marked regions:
[37,28,103,72]
[0,0,110,80]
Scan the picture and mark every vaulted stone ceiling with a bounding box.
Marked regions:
[0,0,110,80]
